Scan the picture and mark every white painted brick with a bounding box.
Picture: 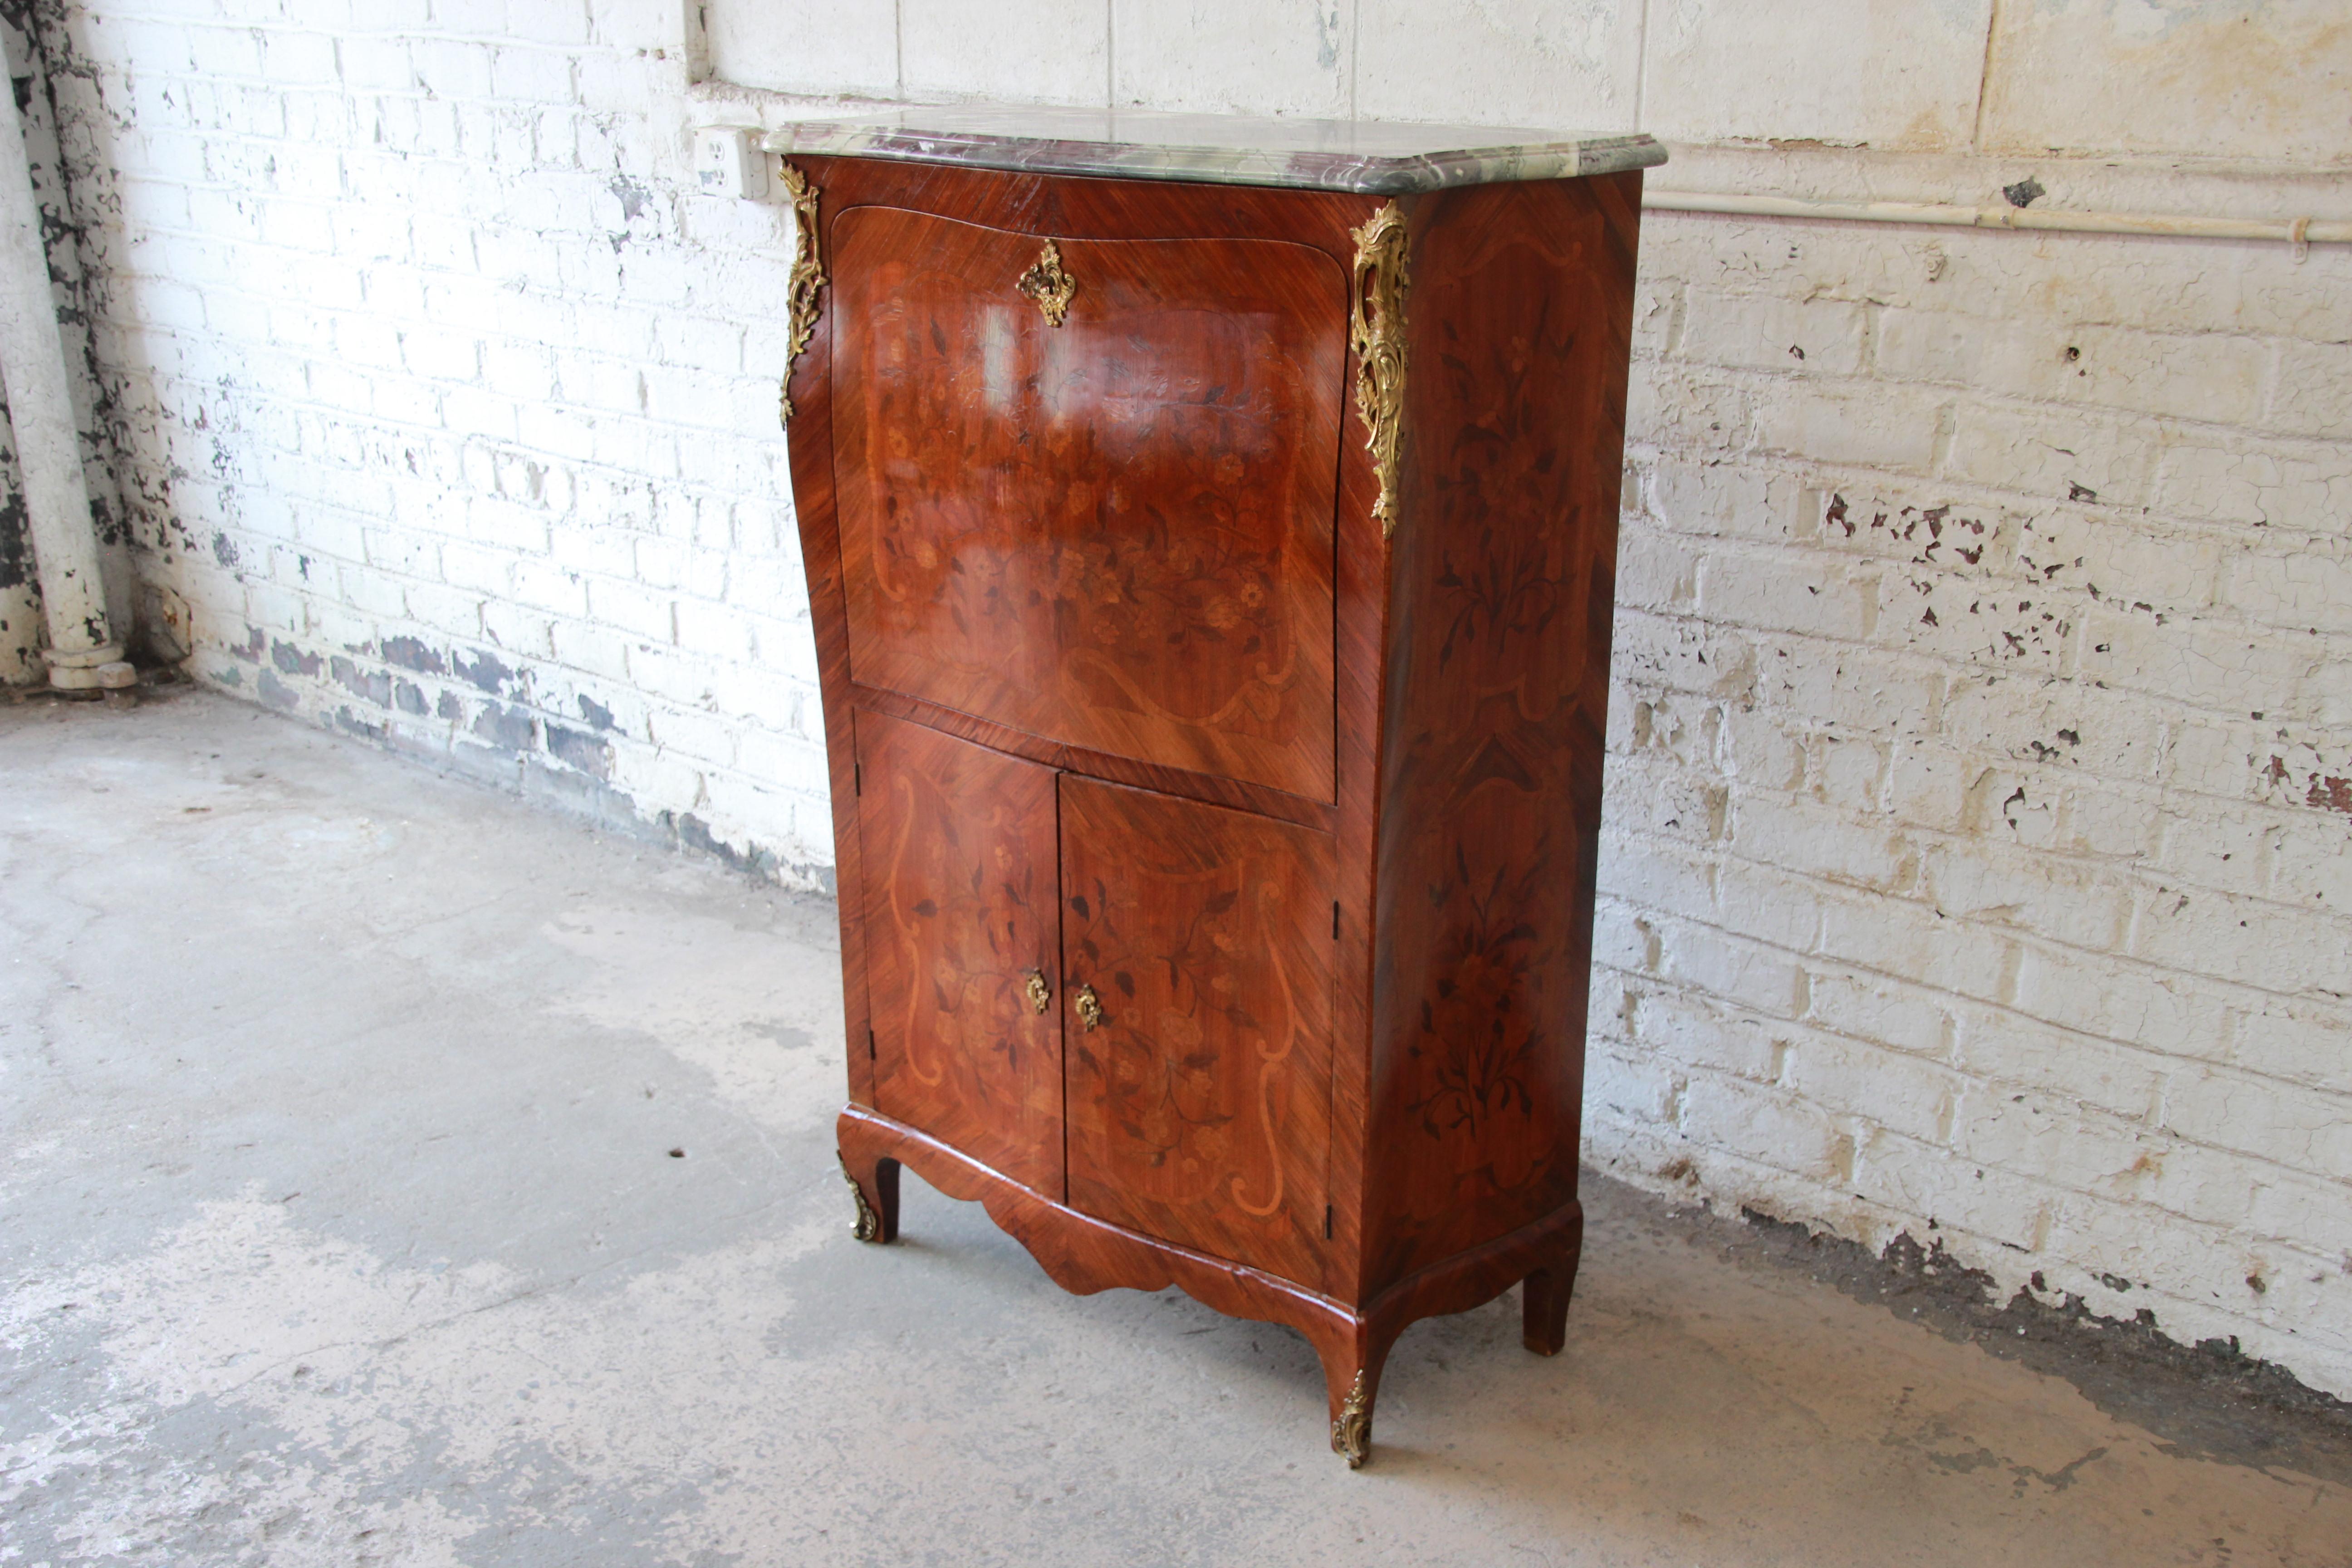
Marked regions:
[1638,461,1802,545]
[1936,672,2166,783]
[2224,540,2352,636]
[1655,923,1806,1020]
[1855,1126,2046,1253]
[1612,527,1700,612]
[1811,735,1888,817]
[1816,884,2020,1006]
[545,614,636,687]
[2130,879,2352,1000]
[1953,1009,2164,1122]
[1879,310,2275,427]
[2247,1172,2352,1260]
[2227,993,2352,1098]
[1694,544,1880,641]
[2268,341,2352,441]
[1882,739,1976,832]
[1941,400,2154,509]
[1592,836,1720,931]
[2056,781,2161,862]
[1728,792,1916,893]
[258,28,339,86]
[2266,807,2352,913]
[1706,856,1830,953]
[1630,989,1783,1081]
[645,705,742,770]
[1604,755,1724,844]
[1585,1041,1684,1128]
[1679,290,1869,377]
[1679,1072,1847,1184]
[1956,1097,2170,1208]
[1717,705,1806,790]
[583,576,675,645]
[2009,945,2233,1063]
[478,600,554,658]
[1751,379,1945,471]
[1921,836,2132,952]
[2151,433,2352,534]
[1626,364,1753,459]
[1803,967,1953,1060]
[2019,510,2222,615]
[2162,1065,2352,1176]
[1786,1029,1963,1147]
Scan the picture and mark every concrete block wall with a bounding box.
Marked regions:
[17,0,2352,1396]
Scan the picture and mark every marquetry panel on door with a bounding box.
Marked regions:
[1058,776,1335,1287]
[831,206,1346,803]
[855,710,1064,1194]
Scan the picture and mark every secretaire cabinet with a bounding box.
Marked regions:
[773,109,1661,1466]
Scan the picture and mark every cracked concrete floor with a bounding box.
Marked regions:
[4,687,2347,1567]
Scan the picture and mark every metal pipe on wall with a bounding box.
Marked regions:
[1644,188,2352,250]
[0,55,130,691]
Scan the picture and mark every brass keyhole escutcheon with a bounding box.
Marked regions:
[1023,969,1052,1015]
[1074,984,1104,1031]
[1016,239,1077,327]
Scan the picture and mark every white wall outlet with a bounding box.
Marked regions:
[693,127,769,201]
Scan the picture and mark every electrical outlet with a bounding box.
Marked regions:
[693,127,769,201]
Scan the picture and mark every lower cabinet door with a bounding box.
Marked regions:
[1058,776,1334,1287]
[855,710,1064,1194]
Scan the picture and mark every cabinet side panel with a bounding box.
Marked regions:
[857,710,1066,1195]
[778,157,874,1106]
[1060,778,1335,1290]
[1364,173,1641,1294]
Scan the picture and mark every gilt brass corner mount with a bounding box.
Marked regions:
[1017,239,1078,327]
[1348,202,1410,536]
[779,162,827,424]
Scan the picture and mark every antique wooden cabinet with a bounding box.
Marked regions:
[770,109,1661,1466]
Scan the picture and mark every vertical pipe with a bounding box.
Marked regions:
[0,58,127,690]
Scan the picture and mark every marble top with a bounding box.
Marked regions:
[760,107,1664,195]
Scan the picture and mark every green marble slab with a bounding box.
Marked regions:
[760,106,1664,195]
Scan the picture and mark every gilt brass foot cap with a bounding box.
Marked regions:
[838,1152,882,1243]
[1331,1371,1372,1469]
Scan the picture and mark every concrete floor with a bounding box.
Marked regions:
[3,687,2347,1568]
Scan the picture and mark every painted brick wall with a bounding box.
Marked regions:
[16,0,2352,1397]
[1597,202,2352,1397]
[24,0,836,884]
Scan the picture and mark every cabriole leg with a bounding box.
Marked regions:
[1314,1324,1400,1470]
[1521,1211,1585,1355]
[838,1151,900,1243]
